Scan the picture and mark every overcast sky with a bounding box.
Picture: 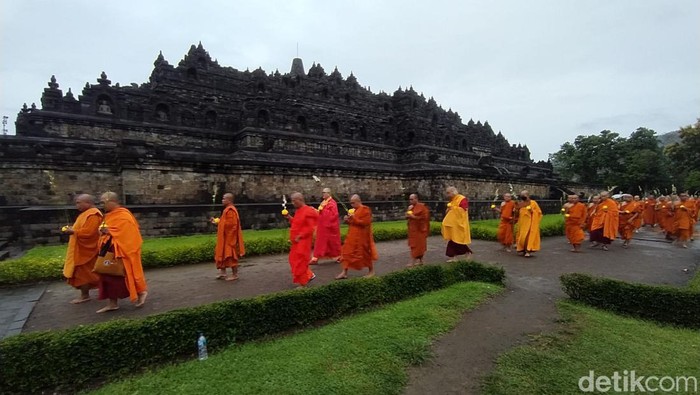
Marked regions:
[1,0,698,160]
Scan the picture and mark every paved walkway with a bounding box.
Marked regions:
[0,284,46,339]
[2,226,698,394]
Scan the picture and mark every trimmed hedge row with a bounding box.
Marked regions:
[561,273,700,329]
[0,260,504,394]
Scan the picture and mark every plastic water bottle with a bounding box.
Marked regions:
[197,333,208,361]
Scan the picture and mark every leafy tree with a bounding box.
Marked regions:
[665,119,700,191]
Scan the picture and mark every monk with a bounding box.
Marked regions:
[492,193,515,252]
[632,195,644,231]
[655,196,673,239]
[590,191,619,251]
[61,194,102,304]
[642,194,657,227]
[618,194,642,248]
[441,186,472,261]
[336,194,378,279]
[564,194,587,252]
[406,193,430,267]
[586,195,600,233]
[515,190,542,257]
[97,192,148,313]
[673,193,695,248]
[284,192,319,287]
[211,193,245,281]
[311,187,341,264]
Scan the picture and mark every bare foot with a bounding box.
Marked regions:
[309,258,319,265]
[406,262,415,268]
[524,252,532,258]
[505,248,512,253]
[363,272,375,279]
[135,291,148,307]
[96,306,119,313]
[570,248,576,252]
[414,261,424,266]
[446,258,456,263]
[335,273,348,280]
[70,297,91,304]
[226,276,239,282]
[216,274,226,280]
[465,254,473,261]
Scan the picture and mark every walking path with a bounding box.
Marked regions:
[2,227,698,394]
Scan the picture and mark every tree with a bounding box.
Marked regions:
[665,119,700,191]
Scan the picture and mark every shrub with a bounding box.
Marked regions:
[561,273,700,329]
[0,260,504,394]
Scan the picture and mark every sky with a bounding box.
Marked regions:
[1,0,698,161]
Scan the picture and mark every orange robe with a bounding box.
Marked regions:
[215,205,245,269]
[642,198,657,226]
[632,201,644,229]
[656,203,672,232]
[64,207,102,289]
[618,201,642,241]
[586,203,597,232]
[341,205,378,270]
[673,202,694,241]
[591,198,619,241]
[496,200,515,247]
[516,200,542,252]
[407,202,430,259]
[103,207,147,302]
[565,202,587,245]
[287,205,318,286]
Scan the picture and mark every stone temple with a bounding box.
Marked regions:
[0,43,563,246]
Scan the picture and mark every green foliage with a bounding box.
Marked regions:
[666,119,700,191]
[483,301,700,394]
[93,282,502,395]
[0,261,505,394]
[550,127,671,192]
[560,273,700,329]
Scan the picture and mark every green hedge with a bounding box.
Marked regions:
[0,260,504,394]
[561,273,700,329]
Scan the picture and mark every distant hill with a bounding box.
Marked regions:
[657,130,681,147]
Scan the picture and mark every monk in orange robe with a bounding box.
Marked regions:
[618,194,641,248]
[311,188,341,264]
[514,190,542,257]
[564,194,587,252]
[61,194,102,304]
[586,195,600,233]
[336,194,378,279]
[590,191,619,251]
[642,194,657,227]
[284,192,319,287]
[492,193,515,251]
[442,187,473,261]
[211,193,245,281]
[632,196,644,231]
[673,193,694,248]
[406,193,430,267]
[655,196,673,239]
[97,192,148,313]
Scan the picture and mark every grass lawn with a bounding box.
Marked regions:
[482,301,700,394]
[90,281,502,395]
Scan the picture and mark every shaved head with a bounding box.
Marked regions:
[75,193,96,212]
[600,191,610,199]
[350,194,361,202]
[291,192,305,208]
[222,193,234,206]
[76,194,95,204]
[100,191,120,212]
[100,191,119,203]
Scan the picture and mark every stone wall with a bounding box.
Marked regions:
[8,199,564,248]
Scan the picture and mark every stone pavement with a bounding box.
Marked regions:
[0,284,46,339]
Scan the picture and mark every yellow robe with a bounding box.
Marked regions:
[441,194,471,245]
[516,200,542,252]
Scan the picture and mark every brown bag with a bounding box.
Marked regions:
[93,237,125,276]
